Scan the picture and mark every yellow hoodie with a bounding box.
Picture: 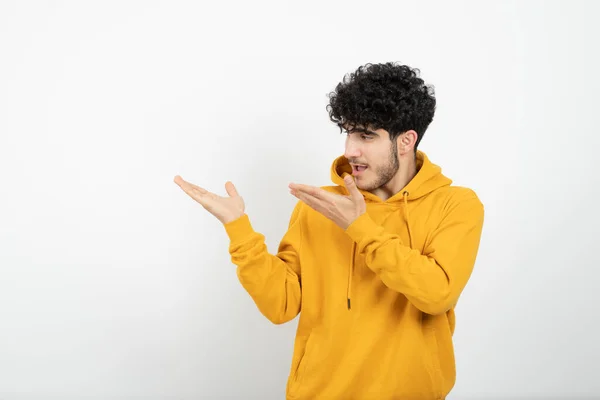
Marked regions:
[223,151,484,399]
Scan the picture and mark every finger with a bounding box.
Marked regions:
[174,176,221,212]
[189,182,208,193]
[292,189,326,213]
[179,183,216,208]
[225,181,239,197]
[174,175,208,194]
[290,184,334,202]
[173,175,186,187]
[343,175,362,201]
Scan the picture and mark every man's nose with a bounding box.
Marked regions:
[345,142,361,159]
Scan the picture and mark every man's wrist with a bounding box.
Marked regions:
[222,213,244,225]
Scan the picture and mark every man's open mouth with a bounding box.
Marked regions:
[352,164,368,174]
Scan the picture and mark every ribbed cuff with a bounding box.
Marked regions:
[223,213,255,243]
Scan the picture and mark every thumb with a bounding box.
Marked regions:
[344,175,361,199]
[225,181,239,197]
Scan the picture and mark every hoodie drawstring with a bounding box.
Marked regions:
[346,191,413,311]
[403,191,413,249]
[347,242,356,310]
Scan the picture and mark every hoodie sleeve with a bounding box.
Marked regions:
[223,202,303,324]
[344,193,484,315]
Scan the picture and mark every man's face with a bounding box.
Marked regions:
[343,126,399,192]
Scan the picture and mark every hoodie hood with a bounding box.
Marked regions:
[330,150,452,203]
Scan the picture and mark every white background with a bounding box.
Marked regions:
[1,0,599,399]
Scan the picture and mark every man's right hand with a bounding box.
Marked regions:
[174,175,245,224]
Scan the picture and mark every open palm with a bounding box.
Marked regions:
[174,175,245,224]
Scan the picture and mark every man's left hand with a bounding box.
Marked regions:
[289,175,366,230]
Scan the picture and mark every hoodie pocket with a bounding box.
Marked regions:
[424,325,443,399]
[292,332,317,389]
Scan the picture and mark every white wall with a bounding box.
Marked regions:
[1,0,598,399]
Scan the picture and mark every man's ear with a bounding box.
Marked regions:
[398,130,418,155]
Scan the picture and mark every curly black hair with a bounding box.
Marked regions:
[326,62,436,150]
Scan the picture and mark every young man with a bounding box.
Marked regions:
[174,62,484,399]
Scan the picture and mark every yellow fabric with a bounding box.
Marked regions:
[224,150,484,399]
